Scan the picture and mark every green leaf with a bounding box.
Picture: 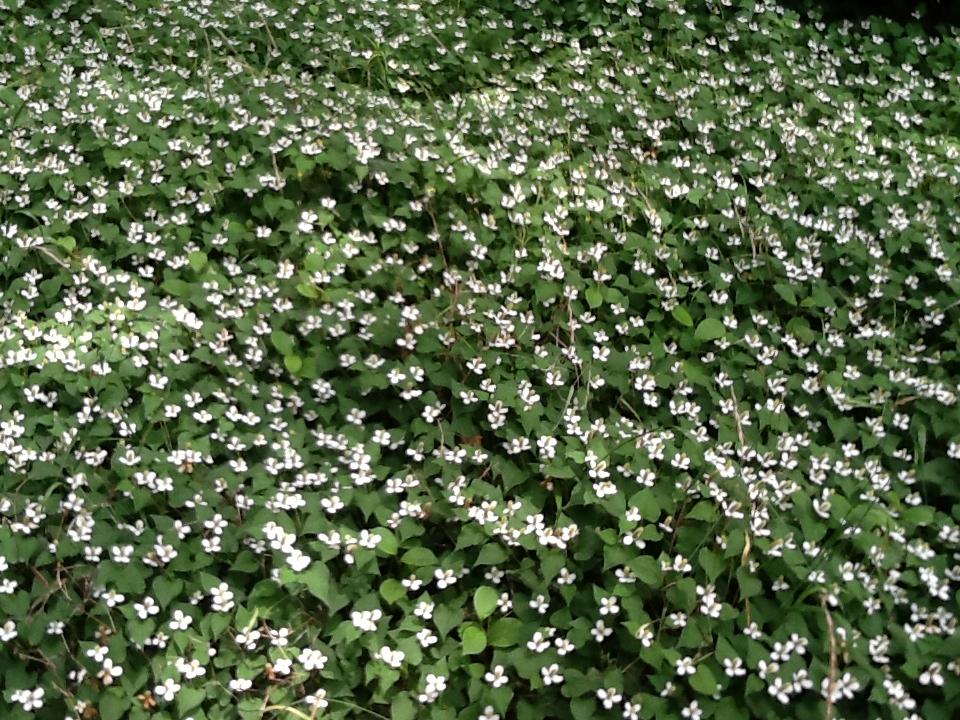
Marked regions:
[98,688,129,720]
[455,524,488,550]
[177,686,205,715]
[672,304,694,327]
[475,543,509,566]
[296,282,319,298]
[188,251,207,272]
[461,625,487,654]
[54,235,76,253]
[101,564,146,595]
[535,282,558,304]
[685,501,718,522]
[561,668,602,699]
[694,318,725,342]
[487,618,523,647]
[630,555,662,588]
[264,193,289,218]
[303,564,334,606]
[392,695,416,720]
[433,604,464,639]
[690,664,718,695]
[104,148,125,168]
[374,528,398,556]
[152,576,183,609]
[774,282,798,306]
[284,355,302,374]
[402,546,439,567]
[239,698,263,720]
[586,287,603,309]
[698,548,725,583]
[294,153,316,176]
[736,566,763,599]
[380,579,406,604]
[713,697,747,720]
[724,528,746,561]
[39,275,65,299]
[571,698,595,720]
[270,330,295,356]
[161,278,192,298]
[473,586,499,620]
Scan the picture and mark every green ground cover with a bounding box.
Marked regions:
[1,0,960,719]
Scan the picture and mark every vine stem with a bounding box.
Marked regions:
[325,699,391,720]
[821,594,839,720]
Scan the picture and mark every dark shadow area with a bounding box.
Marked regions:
[776,0,960,39]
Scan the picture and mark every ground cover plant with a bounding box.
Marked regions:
[0,0,959,718]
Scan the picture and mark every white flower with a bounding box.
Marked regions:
[235,629,261,650]
[479,706,501,720]
[527,631,550,653]
[351,609,383,633]
[176,657,206,680]
[98,659,123,686]
[434,568,457,589]
[135,597,160,620]
[154,678,181,702]
[229,677,253,692]
[485,665,508,688]
[919,663,944,687]
[769,677,791,704]
[758,660,779,680]
[12,688,44,712]
[723,657,747,677]
[298,648,328,671]
[634,623,654,647]
[541,663,564,686]
[591,619,613,642]
[416,628,438,648]
[103,589,125,608]
[675,656,696,676]
[401,574,423,591]
[286,549,311,572]
[210,582,235,612]
[358,530,381,549]
[87,645,109,663]
[622,700,642,720]
[424,674,446,694]
[378,646,405,668]
[305,689,329,709]
[599,596,620,615]
[169,609,194,631]
[414,600,435,620]
[597,688,623,709]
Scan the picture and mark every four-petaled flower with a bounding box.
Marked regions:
[154,678,181,702]
[485,665,509,688]
[541,663,564,686]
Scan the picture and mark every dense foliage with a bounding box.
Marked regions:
[1,0,959,719]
